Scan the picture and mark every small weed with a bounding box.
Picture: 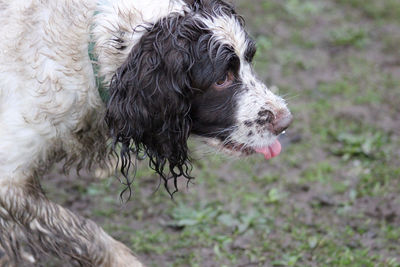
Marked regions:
[130,230,170,254]
[284,0,322,23]
[357,165,400,196]
[336,0,400,22]
[256,36,273,53]
[329,27,368,48]
[317,80,354,97]
[169,204,220,227]
[330,131,387,160]
[301,162,333,183]
[291,31,316,49]
[272,253,301,266]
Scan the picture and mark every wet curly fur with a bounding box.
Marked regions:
[106,15,198,196]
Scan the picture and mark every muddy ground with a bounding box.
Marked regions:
[39,0,400,266]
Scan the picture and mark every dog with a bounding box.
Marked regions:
[0,0,292,266]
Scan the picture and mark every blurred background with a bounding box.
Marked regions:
[46,0,400,266]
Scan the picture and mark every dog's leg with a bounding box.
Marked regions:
[0,180,144,267]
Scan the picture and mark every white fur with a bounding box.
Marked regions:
[0,0,100,183]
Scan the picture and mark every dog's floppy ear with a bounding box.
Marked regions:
[106,14,200,195]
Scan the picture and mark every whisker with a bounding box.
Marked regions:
[281,93,301,101]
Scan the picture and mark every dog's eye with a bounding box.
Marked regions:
[213,72,234,90]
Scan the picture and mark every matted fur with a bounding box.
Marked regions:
[0,0,291,266]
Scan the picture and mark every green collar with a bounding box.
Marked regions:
[88,41,110,103]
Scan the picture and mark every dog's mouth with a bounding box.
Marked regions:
[205,138,282,160]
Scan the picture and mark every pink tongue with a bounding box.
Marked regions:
[255,140,282,160]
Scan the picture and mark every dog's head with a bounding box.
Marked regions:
[99,0,292,192]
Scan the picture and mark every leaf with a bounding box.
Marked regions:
[268,188,281,203]
[218,214,238,227]
[308,236,318,249]
[176,219,199,227]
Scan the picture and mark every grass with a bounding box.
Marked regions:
[329,26,368,48]
[335,0,400,22]
[42,0,400,266]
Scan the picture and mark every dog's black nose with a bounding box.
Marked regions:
[272,111,293,135]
